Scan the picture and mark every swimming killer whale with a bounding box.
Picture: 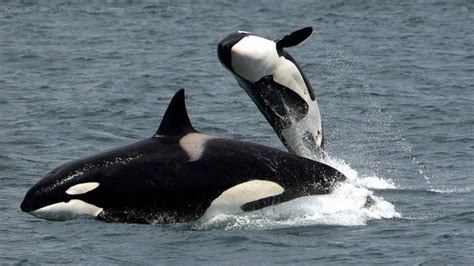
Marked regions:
[20,89,346,224]
[218,27,324,158]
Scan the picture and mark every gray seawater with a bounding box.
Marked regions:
[1,0,473,264]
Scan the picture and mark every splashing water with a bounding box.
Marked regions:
[322,155,396,190]
[191,107,402,230]
[193,154,401,230]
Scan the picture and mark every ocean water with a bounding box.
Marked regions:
[1,0,473,264]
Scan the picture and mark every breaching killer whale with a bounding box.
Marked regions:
[218,27,323,158]
[20,89,346,224]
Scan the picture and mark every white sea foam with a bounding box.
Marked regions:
[322,155,397,190]
[195,182,400,230]
[195,154,401,230]
[192,106,401,230]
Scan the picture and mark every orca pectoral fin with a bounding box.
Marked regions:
[241,192,293,212]
[275,27,313,50]
[253,75,309,130]
[242,166,347,212]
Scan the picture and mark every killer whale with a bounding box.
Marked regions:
[218,27,324,158]
[20,89,346,224]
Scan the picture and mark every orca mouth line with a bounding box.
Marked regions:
[20,192,52,213]
[20,187,75,213]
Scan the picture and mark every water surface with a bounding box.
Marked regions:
[1,0,473,264]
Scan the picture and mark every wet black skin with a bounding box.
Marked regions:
[21,90,345,224]
[21,134,345,224]
[217,28,323,154]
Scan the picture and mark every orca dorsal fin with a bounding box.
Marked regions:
[275,27,313,50]
[155,89,196,137]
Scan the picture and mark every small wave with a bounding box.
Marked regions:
[408,211,474,224]
[430,187,472,194]
[395,185,474,195]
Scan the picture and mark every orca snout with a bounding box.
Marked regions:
[217,32,248,72]
[20,192,34,213]
[20,186,55,213]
